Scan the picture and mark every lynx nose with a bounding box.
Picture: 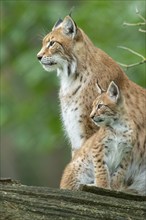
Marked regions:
[37,55,42,61]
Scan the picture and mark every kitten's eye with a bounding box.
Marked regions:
[98,104,103,109]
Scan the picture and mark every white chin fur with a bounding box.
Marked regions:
[42,64,58,72]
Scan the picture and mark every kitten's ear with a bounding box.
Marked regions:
[95,83,102,94]
[62,16,77,38]
[52,18,63,30]
[107,81,120,102]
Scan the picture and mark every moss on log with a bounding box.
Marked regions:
[0,179,146,220]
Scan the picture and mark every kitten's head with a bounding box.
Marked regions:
[90,81,123,126]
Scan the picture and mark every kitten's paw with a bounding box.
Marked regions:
[86,183,96,187]
[86,183,110,190]
[111,179,123,190]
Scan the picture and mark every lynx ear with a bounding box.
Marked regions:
[107,81,120,102]
[52,18,63,30]
[62,16,77,38]
[95,83,102,94]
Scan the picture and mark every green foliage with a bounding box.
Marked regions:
[1,0,145,185]
[1,1,69,152]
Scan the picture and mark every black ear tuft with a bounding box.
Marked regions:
[69,6,75,17]
[52,18,63,30]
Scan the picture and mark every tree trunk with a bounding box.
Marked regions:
[0,179,146,220]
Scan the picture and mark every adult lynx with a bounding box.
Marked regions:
[60,82,146,195]
[37,16,146,156]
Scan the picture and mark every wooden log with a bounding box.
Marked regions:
[0,179,146,220]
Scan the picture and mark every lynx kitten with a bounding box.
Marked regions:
[60,82,146,195]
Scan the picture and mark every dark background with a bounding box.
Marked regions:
[1,0,146,188]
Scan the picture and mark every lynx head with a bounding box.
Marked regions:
[37,16,83,76]
[90,81,123,126]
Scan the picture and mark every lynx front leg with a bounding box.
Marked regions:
[92,145,110,189]
[60,160,81,190]
[60,153,91,190]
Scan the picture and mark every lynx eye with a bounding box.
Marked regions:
[47,41,55,48]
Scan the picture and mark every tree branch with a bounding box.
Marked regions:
[0,179,146,220]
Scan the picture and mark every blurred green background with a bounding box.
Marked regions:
[1,0,146,188]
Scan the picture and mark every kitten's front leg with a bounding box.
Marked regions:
[92,143,110,189]
[111,148,132,190]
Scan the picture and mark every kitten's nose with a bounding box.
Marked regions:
[91,116,94,120]
[37,55,42,61]
[90,113,94,120]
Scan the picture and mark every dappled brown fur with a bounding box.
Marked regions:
[37,16,146,160]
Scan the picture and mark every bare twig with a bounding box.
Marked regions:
[118,8,146,69]
[118,46,145,60]
[118,60,146,69]
[139,28,146,33]
[123,8,146,28]
[123,22,145,27]
[118,46,146,70]
[136,7,146,23]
